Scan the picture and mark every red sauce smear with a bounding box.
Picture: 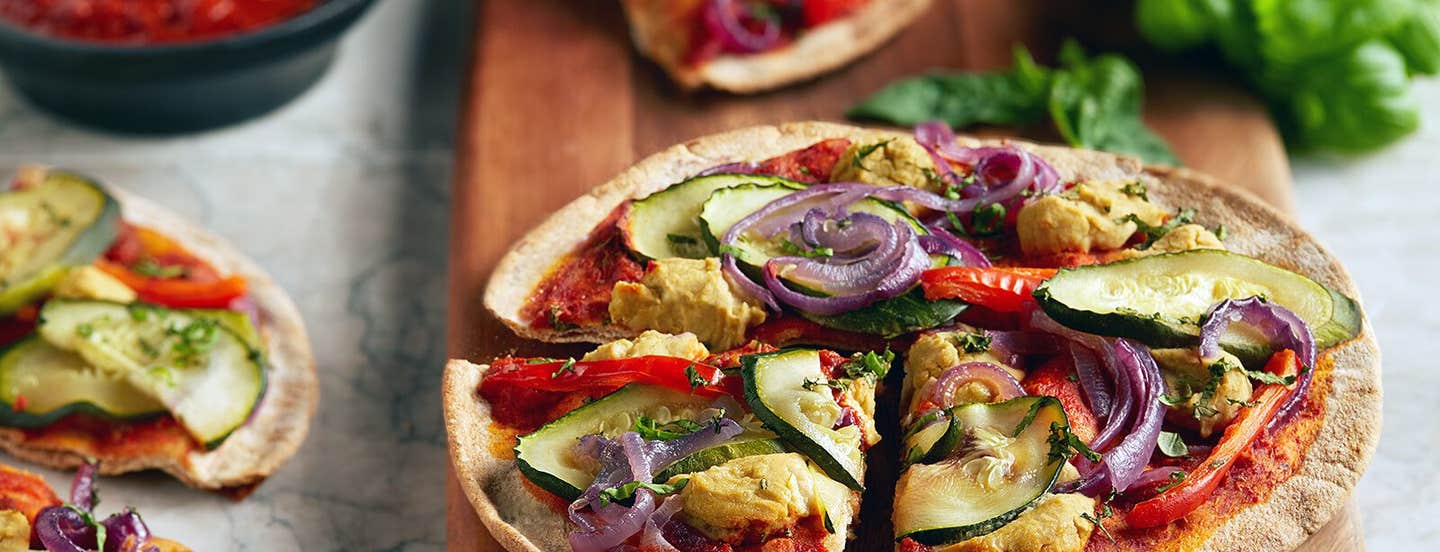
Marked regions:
[0,0,319,44]
[520,205,646,331]
[686,0,871,65]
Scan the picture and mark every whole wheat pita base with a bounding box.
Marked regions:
[625,0,933,93]
[462,122,1381,551]
[0,190,319,494]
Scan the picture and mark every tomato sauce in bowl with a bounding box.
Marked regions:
[0,0,320,44]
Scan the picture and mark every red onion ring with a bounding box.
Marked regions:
[762,213,930,315]
[1033,311,1165,494]
[1068,342,1112,420]
[101,509,152,552]
[919,225,991,268]
[701,0,781,54]
[35,506,97,552]
[1198,297,1316,422]
[986,330,1059,366]
[568,419,743,549]
[70,460,98,512]
[639,495,686,552]
[923,362,1025,410]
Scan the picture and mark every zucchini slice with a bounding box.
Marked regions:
[36,300,265,447]
[741,349,867,490]
[1034,250,1363,355]
[622,174,805,261]
[0,170,120,316]
[894,396,1068,546]
[0,337,167,426]
[653,435,788,481]
[699,183,927,268]
[513,384,715,500]
[903,411,960,466]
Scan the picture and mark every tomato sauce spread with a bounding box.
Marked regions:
[1092,353,1336,551]
[19,414,198,461]
[521,206,647,331]
[686,0,872,65]
[0,0,319,44]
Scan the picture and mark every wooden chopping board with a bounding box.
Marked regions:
[445,1,1359,550]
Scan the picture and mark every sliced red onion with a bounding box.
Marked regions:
[919,225,991,268]
[70,460,98,512]
[1098,339,1166,492]
[568,419,742,549]
[569,488,656,552]
[913,121,964,187]
[987,330,1059,366]
[701,0,781,54]
[1033,311,1165,494]
[923,362,1024,410]
[1068,342,1112,420]
[101,509,151,552]
[911,121,1062,206]
[639,495,686,552]
[695,162,759,177]
[35,506,97,552]
[1199,297,1317,422]
[762,218,929,315]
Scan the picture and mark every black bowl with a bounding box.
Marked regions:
[0,0,377,134]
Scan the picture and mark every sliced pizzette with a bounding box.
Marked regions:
[444,331,887,551]
[0,168,316,493]
[622,0,933,92]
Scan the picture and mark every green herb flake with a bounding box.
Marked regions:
[131,258,186,279]
[598,479,689,507]
[1213,224,1228,241]
[1120,181,1149,200]
[1156,470,1188,493]
[952,331,992,354]
[1047,421,1103,463]
[666,233,698,245]
[633,416,706,441]
[1124,207,1197,250]
[851,140,893,170]
[1243,368,1298,386]
[546,305,578,331]
[1157,430,1189,457]
[75,323,94,338]
[779,239,835,258]
[839,349,893,383]
[685,364,706,392]
[550,358,576,378]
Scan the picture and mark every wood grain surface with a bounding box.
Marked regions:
[446,0,1352,550]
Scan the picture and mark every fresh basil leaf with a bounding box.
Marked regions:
[598,479,688,507]
[1134,0,1228,52]
[1047,41,1180,165]
[848,46,1052,128]
[1252,0,1414,66]
[1390,2,1440,75]
[1283,40,1421,152]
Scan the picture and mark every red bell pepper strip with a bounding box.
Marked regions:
[1023,357,1099,444]
[803,0,868,27]
[95,261,248,309]
[483,356,732,398]
[1125,349,1302,528]
[920,267,1058,313]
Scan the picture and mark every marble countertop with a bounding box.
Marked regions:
[0,0,1430,549]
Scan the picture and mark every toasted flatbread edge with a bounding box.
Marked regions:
[0,190,320,493]
[624,0,934,93]
[463,121,1380,551]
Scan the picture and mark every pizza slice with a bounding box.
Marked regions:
[0,167,317,494]
[0,461,189,551]
[622,0,933,92]
[465,122,1378,550]
[444,331,888,551]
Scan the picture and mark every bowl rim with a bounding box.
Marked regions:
[0,0,376,56]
